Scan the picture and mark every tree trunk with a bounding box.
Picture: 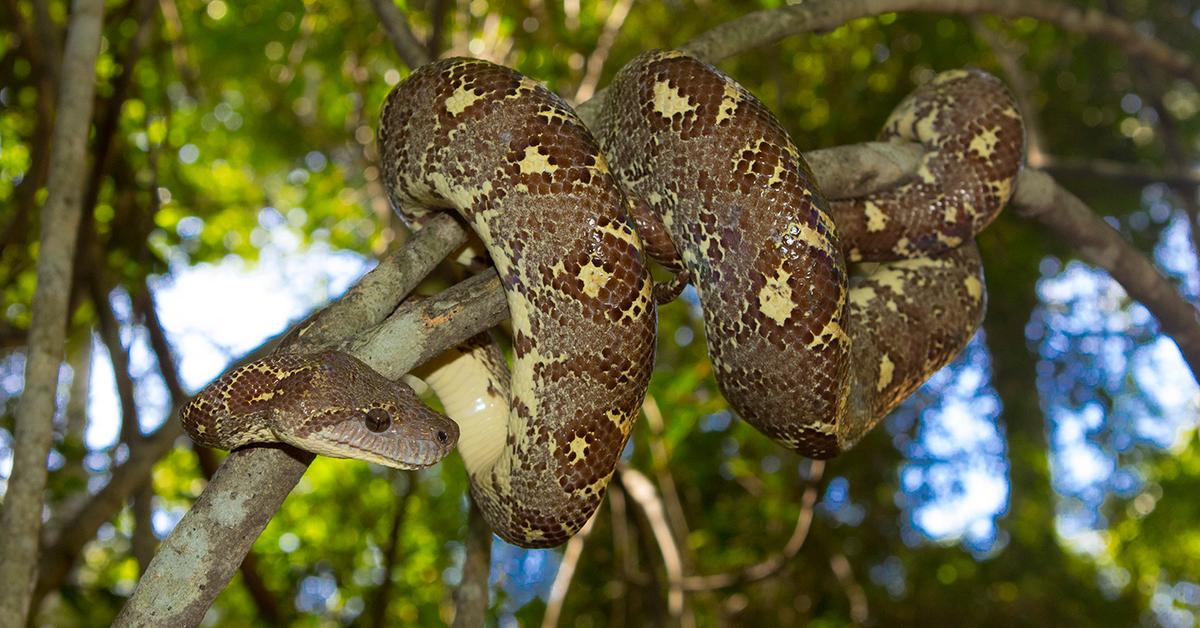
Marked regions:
[0,0,106,623]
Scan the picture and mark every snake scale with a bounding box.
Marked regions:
[182,50,1023,548]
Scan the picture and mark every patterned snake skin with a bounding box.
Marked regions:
[180,50,1022,547]
[595,51,1022,457]
[182,351,459,468]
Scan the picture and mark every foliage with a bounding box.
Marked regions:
[1,0,1198,625]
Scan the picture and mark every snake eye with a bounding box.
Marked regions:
[364,408,392,433]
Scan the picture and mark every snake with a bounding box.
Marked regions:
[180,50,1022,548]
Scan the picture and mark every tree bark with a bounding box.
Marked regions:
[0,0,106,623]
[112,213,475,627]
[451,497,493,628]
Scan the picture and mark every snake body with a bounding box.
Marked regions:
[596,51,1021,457]
[377,59,658,547]
[182,51,1022,547]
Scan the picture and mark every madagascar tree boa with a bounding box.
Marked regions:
[182,50,1023,548]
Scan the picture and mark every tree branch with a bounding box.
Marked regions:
[114,218,474,626]
[829,552,869,624]
[0,0,106,622]
[571,0,635,103]
[618,467,687,624]
[680,0,1200,89]
[367,0,432,70]
[1035,155,1200,190]
[1010,169,1200,377]
[577,0,1199,124]
[451,496,493,628]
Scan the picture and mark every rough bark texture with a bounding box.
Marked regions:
[0,0,106,623]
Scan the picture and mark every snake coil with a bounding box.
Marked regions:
[181,50,1023,548]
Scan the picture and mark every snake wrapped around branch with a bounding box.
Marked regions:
[181,50,1023,548]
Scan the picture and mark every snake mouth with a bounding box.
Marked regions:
[291,414,460,470]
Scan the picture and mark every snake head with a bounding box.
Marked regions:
[268,351,459,469]
[187,350,459,469]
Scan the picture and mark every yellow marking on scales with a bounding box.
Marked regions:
[715,81,743,124]
[518,144,558,175]
[969,126,1001,159]
[933,69,971,84]
[575,260,612,298]
[766,157,788,186]
[915,154,938,184]
[807,317,849,350]
[595,217,641,246]
[567,436,589,464]
[783,217,836,255]
[536,105,576,126]
[606,407,631,430]
[757,266,794,326]
[936,232,963,248]
[876,353,896,392]
[592,151,611,174]
[864,200,888,232]
[849,285,876,309]
[963,274,984,301]
[428,171,493,209]
[945,201,970,223]
[872,260,927,295]
[652,79,697,118]
[990,177,1014,203]
[444,86,483,116]
[248,390,278,403]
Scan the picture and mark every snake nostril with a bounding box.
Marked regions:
[436,430,449,444]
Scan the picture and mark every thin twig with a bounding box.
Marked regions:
[680,0,1200,89]
[680,461,825,591]
[572,0,635,103]
[1035,154,1200,189]
[640,395,694,570]
[618,467,688,624]
[368,0,432,69]
[829,552,869,624]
